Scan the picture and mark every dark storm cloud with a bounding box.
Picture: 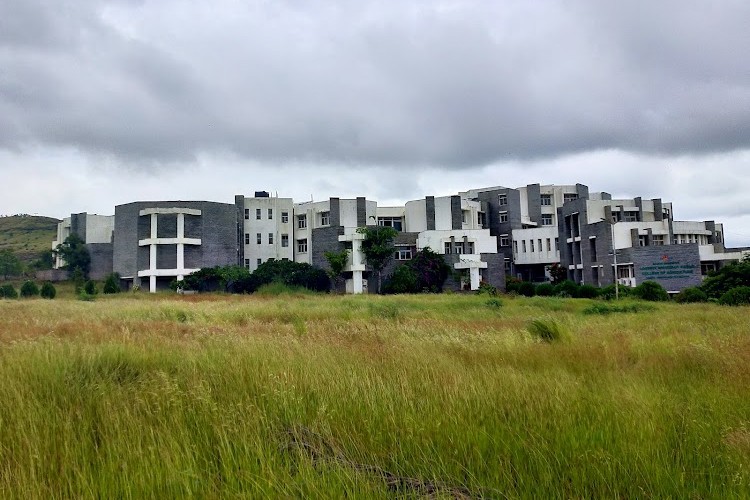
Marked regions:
[0,0,748,167]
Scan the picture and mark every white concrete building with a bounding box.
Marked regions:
[238,192,294,271]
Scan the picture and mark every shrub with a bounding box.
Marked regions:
[700,257,750,299]
[675,287,708,304]
[718,286,750,306]
[518,281,536,297]
[583,302,656,315]
[578,284,600,299]
[477,281,499,297]
[20,280,40,298]
[527,319,569,343]
[553,280,579,298]
[103,273,121,294]
[0,284,18,299]
[40,282,57,299]
[84,280,98,296]
[535,283,555,296]
[485,298,503,309]
[634,281,668,302]
[383,265,419,294]
[599,284,632,301]
[505,276,523,294]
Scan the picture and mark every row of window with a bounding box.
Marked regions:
[514,237,559,254]
[444,242,475,254]
[498,193,576,207]
[244,233,290,247]
[498,211,554,226]
[244,208,290,223]
[244,257,290,269]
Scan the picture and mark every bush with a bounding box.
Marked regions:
[553,280,580,298]
[383,265,419,294]
[535,283,555,296]
[20,280,40,298]
[599,284,632,301]
[40,282,56,299]
[477,281,499,296]
[634,281,668,301]
[527,319,569,343]
[578,284,600,299]
[0,284,18,299]
[701,257,750,299]
[485,298,503,309]
[505,276,523,294]
[84,280,98,296]
[583,302,656,315]
[674,287,708,304]
[103,273,121,294]
[718,286,750,306]
[518,281,536,297]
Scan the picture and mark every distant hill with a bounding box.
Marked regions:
[0,215,60,265]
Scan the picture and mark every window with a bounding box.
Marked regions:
[297,238,308,253]
[530,239,535,252]
[638,235,647,246]
[504,258,511,272]
[320,211,330,226]
[546,238,551,251]
[563,193,577,203]
[555,237,559,251]
[444,242,452,254]
[499,211,508,223]
[268,208,273,220]
[257,258,262,266]
[522,240,527,253]
[498,194,507,206]
[500,234,510,247]
[281,234,289,247]
[244,208,249,220]
[541,214,553,226]
[256,208,261,220]
[513,241,518,254]
[701,263,717,276]
[244,258,250,269]
[467,242,475,254]
[244,233,250,245]
[256,233,261,244]
[281,211,289,223]
[652,234,665,246]
[541,194,552,206]
[268,233,274,244]
[297,215,307,229]
[538,239,542,252]
[394,246,412,260]
[716,232,723,243]
[378,217,403,231]
[478,212,487,227]
[624,212,639,222]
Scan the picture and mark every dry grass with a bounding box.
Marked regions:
[0,293,749,497]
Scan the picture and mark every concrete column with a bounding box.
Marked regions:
[470,267,480,290]
[150,213,158,293]
[177,213,185,281]
[352,271,363,294]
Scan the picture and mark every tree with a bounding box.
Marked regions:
[20,280,40,298]
[546,263,567,285]
[634,281,668,301]
[324,249,349,292]
[40,282,56,299]
[382,248,451,294]
[357,226,398,294]
[103,273,121,294]
[0,249,22,280]
[55,234,91,278]
[700,257,750,299]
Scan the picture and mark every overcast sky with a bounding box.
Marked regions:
[1,0,749,245]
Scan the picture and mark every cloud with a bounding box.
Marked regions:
[1,0,748,168]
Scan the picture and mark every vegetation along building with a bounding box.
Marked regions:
[52,183,748,294]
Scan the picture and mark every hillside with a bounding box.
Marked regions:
[0,215,60,264]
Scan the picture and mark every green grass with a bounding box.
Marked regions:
[0,293,749,497]
[0,215,59,264]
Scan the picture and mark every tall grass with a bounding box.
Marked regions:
[0,294,749,497]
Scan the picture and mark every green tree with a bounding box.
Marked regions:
[0,284,18,299]
[700,257,750,299]
[55,234,91,278]
[324,249,349,292]
[20,280,40,298]
[546,262,567,284]
[103,273,121,294]
[40,282,56,299]
[357,226,398,294]
[634,281,669,302]
[0,249,22,280]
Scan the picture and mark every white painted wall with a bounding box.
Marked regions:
[512,227,560,265]
[85,215,114,243]
[417,229,497,255]
[243,197,294,271]
[404,199,427,233]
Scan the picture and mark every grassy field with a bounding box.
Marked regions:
[0,215,59,264]
[0,291,749,497]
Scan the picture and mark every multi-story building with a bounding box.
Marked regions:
[52,212,114,279]
[51,182,746,294]
[557,196,747,292]
[236,191,294,272]
[463,183,588,281]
